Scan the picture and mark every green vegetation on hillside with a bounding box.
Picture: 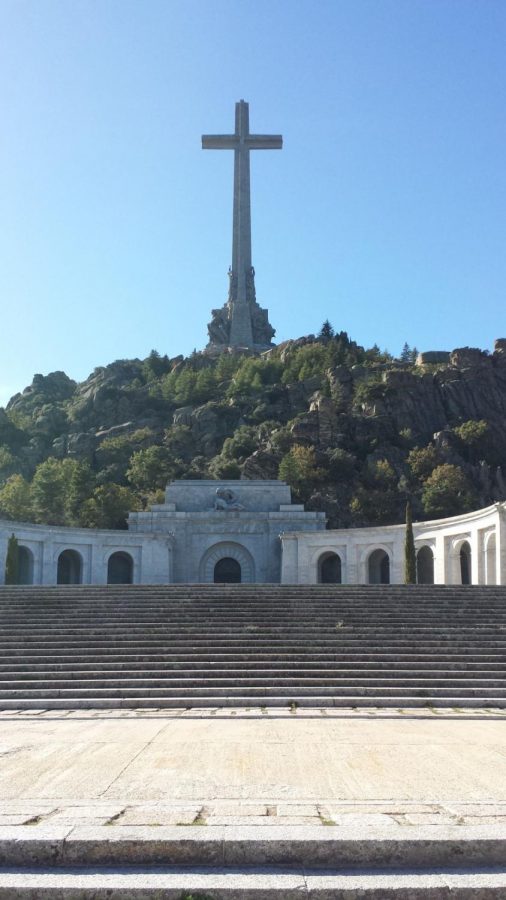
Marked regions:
[0,330,505,529]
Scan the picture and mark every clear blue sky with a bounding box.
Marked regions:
[1,0,505,407]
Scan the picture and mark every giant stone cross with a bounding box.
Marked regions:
[202,100,282,350]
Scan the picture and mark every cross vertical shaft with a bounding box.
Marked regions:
[232,101,252,317]
[202,100,282,348]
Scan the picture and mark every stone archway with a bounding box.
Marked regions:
[107,551,134,585]
[214,557,241,583]
[57,549,83,585]
[416,546,434,584]
[368,549,390,584]
[18,546,34,585]
[460,541,472,585]
[318,552,342,584]
[200,542,255,584]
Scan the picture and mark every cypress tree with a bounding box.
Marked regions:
[404,501,416,584]
[5,533,19,585]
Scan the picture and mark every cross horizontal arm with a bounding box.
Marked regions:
[202,135,238,150]
[246,135,283,150]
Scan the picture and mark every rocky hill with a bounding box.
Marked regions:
[1,330,505,529]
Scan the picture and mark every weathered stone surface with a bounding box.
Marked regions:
[241,450,279,480]
[66,431,96,461]
[172,406,194,427]
[416,350,451,365]
[450,346,490,368]
[190,403,240,455]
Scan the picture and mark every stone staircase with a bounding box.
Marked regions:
[1,824,506,897]
[0,583,506,709]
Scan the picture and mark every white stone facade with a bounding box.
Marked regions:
[0,480,505,586]
[0,480,324,586]
[128,480,325,584]
[280,502,506,586]
[0,523,173,586]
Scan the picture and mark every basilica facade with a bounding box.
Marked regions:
[0,479,504,587]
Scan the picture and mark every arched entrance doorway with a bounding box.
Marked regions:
[200,542,255,583]
[18,546,34,585]
[368,549,390,584]
[107,551,133,584]
[460,541,472,585]
[214,557,241,583]
[318,552,342,584]
[416,546,434,584]
[57,549,82,585]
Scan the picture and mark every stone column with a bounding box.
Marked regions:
[432,534,446,584]
[470,529,480,585]
[497,505,506,585]
[280,534,299,584]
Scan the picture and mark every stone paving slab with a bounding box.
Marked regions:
[2,706,506,719]
[2,798,506,827]
[1,708,506,832]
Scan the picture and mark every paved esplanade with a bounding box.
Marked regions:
[203,100,282,348]
[1,709,506,817]
[2,710,506,895]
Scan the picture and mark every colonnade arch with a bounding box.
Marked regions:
[367,549,390,584]
[18,546,34,585]
[459,541,472,585]
[57,549,83,585]
[416,545,434,584]
[107,551,134,584]
[317,552,342,584]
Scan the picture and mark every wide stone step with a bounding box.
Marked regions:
[4,625,506,635]
[2,684,506,700]
[2,619,505,629]
[3,616,506,627]
[2,604,503,613]
[3,634,506,645]
[2,601,505,611]
[1,651,504,665]
[1,694,504,708]
[3,666,506,680]
[1,866,506,898]
[0,822,505,867]
[2,661,506,674]
[2,673,506,688]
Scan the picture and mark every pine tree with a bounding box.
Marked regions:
[400,342,411,363]
[5,533,19,585]
[400,342,419,364]
[404,501,416,584]
[318,320,335,342]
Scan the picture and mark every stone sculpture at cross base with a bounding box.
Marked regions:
[207,295,275,353]
[202,100,281,353]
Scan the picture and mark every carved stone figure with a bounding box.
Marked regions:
[246,266,256,303]
[214,487,245,511]
[251,303,275,345]
[227,268,237,303]
[207,307,231,346]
